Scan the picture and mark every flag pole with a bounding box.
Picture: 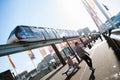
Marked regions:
[7,55,20,79]
[28,50,37,72]
[30,58,36,69]
[93,0,117,29]
[81,0,104,33]
[13,68,20,80]
[102,3,112,17]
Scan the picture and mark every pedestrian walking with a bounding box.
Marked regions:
[74,42,95,71]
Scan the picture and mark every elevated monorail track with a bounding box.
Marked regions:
[0,36,79,57]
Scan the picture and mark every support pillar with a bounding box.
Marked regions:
[51,44,66,66]
[63,37,81,63]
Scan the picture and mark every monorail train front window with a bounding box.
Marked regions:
[16,26,34,39]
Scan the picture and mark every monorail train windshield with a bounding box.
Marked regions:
[17,26,34,39]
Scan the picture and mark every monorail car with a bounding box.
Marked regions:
[7,25,79,44]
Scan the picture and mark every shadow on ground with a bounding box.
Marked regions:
[64,68,80,80]
[46,66,64,80]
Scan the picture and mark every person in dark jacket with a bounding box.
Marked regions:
[74,42,95,71]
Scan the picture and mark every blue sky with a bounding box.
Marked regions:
[0,0,120,75]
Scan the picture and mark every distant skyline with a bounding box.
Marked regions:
[0,0,120,75]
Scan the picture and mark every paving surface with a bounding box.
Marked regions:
[41,39,120,80]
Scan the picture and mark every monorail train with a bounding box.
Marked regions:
[7,25,79,44]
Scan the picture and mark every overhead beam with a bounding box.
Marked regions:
[0,36,79,57]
